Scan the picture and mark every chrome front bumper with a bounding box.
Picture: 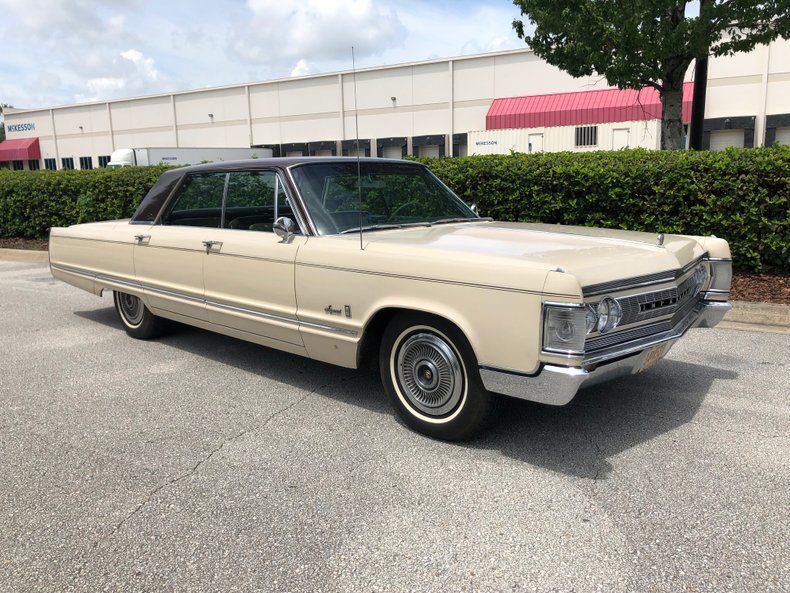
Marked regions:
[480,300,731,406]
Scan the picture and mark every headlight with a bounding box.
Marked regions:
[543,304,587,354]
[596,297,622,333]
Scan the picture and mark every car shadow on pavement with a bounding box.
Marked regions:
[74,307,387,416]
[473,359,738,480]
[76,306,738,480]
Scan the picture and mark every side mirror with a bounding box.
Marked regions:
[273,216,295,243]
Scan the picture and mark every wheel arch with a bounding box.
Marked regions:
[356,304,479,371]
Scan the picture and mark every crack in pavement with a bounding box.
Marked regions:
[72,376,345,579]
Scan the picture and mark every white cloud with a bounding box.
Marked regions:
[77,49,164,102]
[290,59,314,77]
[229,0,407,71]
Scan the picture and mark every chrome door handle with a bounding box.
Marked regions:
[202,240,222,254]
[134,234,150,244]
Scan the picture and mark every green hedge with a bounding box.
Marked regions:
[1,147,788,272]
[0,166,170,239]
[420,146,789,273]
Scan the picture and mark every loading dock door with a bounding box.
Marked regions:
[709,130,744,150]
[774,127,790,145]
[419,145,440,158]
[382,145,403,159]
[527,134,543,153]
[612,128,630,150]
[313,149,333,157]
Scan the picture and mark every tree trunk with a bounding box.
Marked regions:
[660,80,686,150]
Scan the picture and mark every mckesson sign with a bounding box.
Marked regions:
[6,123,36,133]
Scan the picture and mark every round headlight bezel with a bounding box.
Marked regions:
[585,304,598,335]
[596,297,622,333]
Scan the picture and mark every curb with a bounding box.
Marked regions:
[0,248,49,263]
[720,300,790,334]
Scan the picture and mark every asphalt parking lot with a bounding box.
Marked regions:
[1,258,788,593]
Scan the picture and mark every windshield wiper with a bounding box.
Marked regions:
[430,217,493,225]
[339,224,403,234]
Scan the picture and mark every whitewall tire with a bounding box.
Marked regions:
[379,312,496,440]
[113,291,169,339]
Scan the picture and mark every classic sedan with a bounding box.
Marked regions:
[49,157,733,440]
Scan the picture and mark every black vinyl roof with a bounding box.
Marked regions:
[130,156,424,224]
[175,156,422,173]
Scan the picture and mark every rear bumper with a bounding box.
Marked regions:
[480,300,731,406]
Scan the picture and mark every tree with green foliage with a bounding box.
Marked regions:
[512,1,789,149]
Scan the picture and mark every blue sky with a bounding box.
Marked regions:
[0,0,527,109]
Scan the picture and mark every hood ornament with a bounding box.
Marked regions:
[657,233,665,247]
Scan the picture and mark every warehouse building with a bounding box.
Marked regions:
[1,38,788,171]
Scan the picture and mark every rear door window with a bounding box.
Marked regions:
[162,173,226,228]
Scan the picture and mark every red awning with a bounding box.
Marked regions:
[486,82,694,130]
[0,137,41,161]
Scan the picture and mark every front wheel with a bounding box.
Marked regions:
[379,312,496,441]
[113,291,169,339]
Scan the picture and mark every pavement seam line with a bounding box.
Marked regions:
[73,376,342,578]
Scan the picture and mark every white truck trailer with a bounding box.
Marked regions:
[106,147,273,168]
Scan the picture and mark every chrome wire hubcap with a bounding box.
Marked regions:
[119,293,144,326]
[395,332,463,417]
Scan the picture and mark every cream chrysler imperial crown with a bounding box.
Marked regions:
[49,157,733,440]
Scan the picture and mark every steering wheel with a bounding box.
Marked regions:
[386,199,422,222]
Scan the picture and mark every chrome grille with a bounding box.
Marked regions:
[585,262,706,353]
[614,269,702,326]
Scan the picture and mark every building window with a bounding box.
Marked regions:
[28,160,40,170]
[575,126,598,147]
[79,156,93,170]
[98,155,111,168]
[61,157,75,170]
[12,160,24,170]
[44,158,57,170]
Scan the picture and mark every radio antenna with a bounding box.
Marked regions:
[351,46,363,250]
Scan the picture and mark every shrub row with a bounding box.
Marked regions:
[0,147,787,272]
[0,166,170,239]
[420,146,789,273]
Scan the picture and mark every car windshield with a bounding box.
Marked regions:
[289,161,478,235]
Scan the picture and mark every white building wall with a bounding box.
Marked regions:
[3,38,789,169]
[469,121,661,154]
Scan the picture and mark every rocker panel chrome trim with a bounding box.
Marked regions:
[51,262,357,337]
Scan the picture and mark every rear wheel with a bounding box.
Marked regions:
[113,291,169,339]
[379,312,496,441]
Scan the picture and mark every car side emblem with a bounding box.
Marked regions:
[324,305,342,316]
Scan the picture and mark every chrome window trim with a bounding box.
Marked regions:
[285,164,320,236]
[51,263,357,337]
[149,168,312,237]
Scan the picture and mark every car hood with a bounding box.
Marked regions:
[359,221,706,290]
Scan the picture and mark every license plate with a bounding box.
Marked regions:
[638,343,671,373]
